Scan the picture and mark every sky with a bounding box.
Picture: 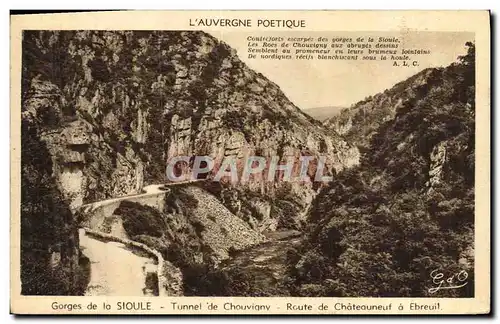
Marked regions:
[214,31,473,109]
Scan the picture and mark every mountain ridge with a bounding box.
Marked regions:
[287,42,476,297]
[323,67,442,150]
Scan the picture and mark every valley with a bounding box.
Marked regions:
[20,29,475,298]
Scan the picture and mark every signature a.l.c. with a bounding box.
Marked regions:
[428,269,469,294]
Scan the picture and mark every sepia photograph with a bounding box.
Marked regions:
[10,10,490,315]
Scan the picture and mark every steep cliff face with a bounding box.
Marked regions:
[20,116,84,295]
[22,30,359,229]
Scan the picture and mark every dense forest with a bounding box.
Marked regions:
[285,42,476,297]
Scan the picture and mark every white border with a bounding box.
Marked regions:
[3,2,497,323]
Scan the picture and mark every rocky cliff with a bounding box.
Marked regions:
[22,30,359,228]
[20,117,84,295]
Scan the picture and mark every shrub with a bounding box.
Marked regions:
[115,201,165,237]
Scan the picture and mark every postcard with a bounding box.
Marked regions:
[10,10,490,315]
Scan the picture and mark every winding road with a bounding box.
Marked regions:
[80,229,156,296]
[78,180,205,296]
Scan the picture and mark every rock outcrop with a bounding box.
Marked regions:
[426,141,448,191]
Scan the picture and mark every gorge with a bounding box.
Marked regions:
[20,30,359,296]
